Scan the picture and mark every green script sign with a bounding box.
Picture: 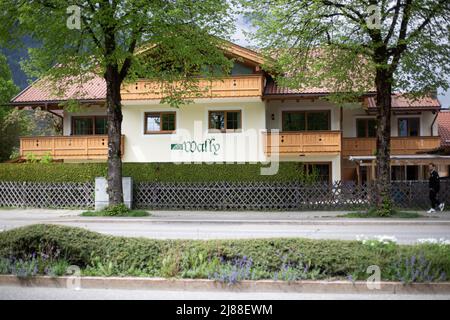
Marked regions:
[171,138,220,155]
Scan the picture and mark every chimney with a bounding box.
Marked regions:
[430,90,438,99]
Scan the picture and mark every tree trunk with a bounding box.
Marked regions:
[105,64,124,205]
[374,68,393,212]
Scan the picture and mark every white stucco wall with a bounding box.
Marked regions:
[121,98,267,163]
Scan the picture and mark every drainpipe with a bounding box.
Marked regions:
[47,109,63,119]
[431,111,438,136]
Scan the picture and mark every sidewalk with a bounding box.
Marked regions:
[0,208,449,225]
[1,208,449,243]
[1,275,449,299]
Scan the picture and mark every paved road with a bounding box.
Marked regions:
[0,209,449,244]
[1,285,449,300]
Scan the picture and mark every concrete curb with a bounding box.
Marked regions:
[0,275,449,294]
[47,218,450,226]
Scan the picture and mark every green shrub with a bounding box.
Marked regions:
[0,162,316,183]
[25,153,39,163]
[0,163,107,182]
[9,148,20,161]
[45,260,70,277]
[102,204,129,216]
[81,208,150,217]
[160,248,182,278]
[39,153,53,164]
[341,209,420,219]
[0,225,449,282]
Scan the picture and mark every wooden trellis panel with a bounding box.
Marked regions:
[134,181,372,210]
[0,180,448,211]
[390,181,450,209]
[134,181,450,211]
[0,181,94,209]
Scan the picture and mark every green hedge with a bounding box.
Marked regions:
[0,224,449,281]
[0,162,309,183]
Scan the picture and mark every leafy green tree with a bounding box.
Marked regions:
[0,52,26,162]
[0,53,17,105]
[0,0,235,204]
[242,0,450,215]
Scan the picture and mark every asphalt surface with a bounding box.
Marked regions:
[1,285,449,300]
[0,209,449,244]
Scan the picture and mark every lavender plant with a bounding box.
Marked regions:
[0,243,69,278]
[208,256,255,285]
[273,255,320,282]
[9,254,39,278]
[393,253,447,284]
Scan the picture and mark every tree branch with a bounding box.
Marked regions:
[390,0,448,72]
[388,0,412,71]
[119,27,142,82]
[320,0,365,24]
[406,0,449,41]
[383,0,402,45]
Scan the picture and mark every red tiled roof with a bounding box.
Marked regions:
[438,110,450,147]
[264,82,441,110]
[263,80,339,95]
[10,72,442,113]
[11,75,106,105]
[367,93,441,110]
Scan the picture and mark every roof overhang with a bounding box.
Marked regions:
[349,155,450,166]
[366,107,441,113]
[263,92,376,101]
[10,99,106,109]
[136,39,265,67]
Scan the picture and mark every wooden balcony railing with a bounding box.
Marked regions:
[264,131,342,154]
[19,135,124,160]
[342,137,441,157]
[121,75,264,100]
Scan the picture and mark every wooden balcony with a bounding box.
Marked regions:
[19,135,124,160]
[342,137,441,157]
[264,131,342,155]
[121,75,264,100]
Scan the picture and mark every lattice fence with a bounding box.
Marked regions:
[134,180,450,210]
[1,180,448,210]
[0,181,94,209]
[390,180,450,209]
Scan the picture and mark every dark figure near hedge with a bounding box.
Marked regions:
[427,163,445,214]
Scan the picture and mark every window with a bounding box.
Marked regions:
[391,165,419,181]
[209,111,241,132]
[303,163,331,183]
[398,118,420,137]
[95,117,108,135]
[231,62,254,75]
[356,118,377,137]
[282,111,330,131]
[144,112,176,134]
[283,112,305,131]
[72,116,107,135]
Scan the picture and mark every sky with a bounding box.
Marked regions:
[232,18,450,109]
